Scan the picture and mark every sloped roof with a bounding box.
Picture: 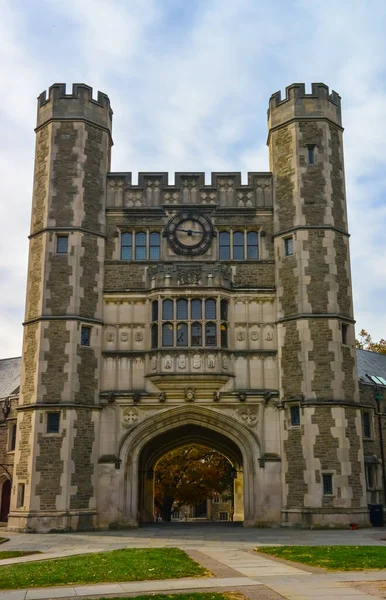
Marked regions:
[356,349,386,385]
[0,357,21,399]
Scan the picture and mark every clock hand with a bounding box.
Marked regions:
[176,228,202,235]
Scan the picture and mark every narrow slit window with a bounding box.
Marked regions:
[162,323,173,346]
[47,412,60,434]
[9,424,17,451]
[233,231,245,260]
[162,299,174,320]
[205,299,216,320]
[307,144,316,164]
[177,323,188,346]
[151,324,158,349]
[290,405,300,426]
[121,232,132,260]
[322,473,333,495]
[342,324,348,345]
[205,322,217,346]
[191,299,202,320]
[220,299,228,321]
[221,323,228,348]
[81,326,91,347]
[56,235,68,255]
[135,232,146,260]
[284,237,293,257]
[247,232,259,259]
[219,232,230,260]
[152,300,158,322]
[363,412,371,439]
[17,483,25,508]
[149,232,160,260]
[191,322,202,346]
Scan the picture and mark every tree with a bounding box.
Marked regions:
[356,329,386,355]
[154,445,231,522]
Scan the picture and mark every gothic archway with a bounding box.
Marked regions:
[0,478,11,522]
[112,405,263,527]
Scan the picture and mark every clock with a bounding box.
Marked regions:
[165,211,214,256]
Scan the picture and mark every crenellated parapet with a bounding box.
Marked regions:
[268,82,342,131]
[107,171,273,209]
[36,83,112,132]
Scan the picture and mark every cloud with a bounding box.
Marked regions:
[1,0,386,358]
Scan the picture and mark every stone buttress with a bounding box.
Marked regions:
[7,84,112,532]
[269,83,368,526]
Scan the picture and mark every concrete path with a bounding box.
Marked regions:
[1,525,386,599]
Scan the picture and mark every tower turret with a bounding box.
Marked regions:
[8,84,112,532]
[268,83,368,527]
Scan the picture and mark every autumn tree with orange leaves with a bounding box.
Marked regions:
[356,329,386,355]
[154,445,231,521]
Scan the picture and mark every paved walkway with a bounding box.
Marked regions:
[1,525,386,599]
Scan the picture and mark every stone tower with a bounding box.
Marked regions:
[268,83,368,526]
[7,84,112,531]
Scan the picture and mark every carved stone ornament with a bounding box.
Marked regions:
[238,408,258,427]
[250,330,259,341]
[238,392,247,402]
[122,407,140,428]
[193,354,201,369]
[135,332,143,342]
[185,388,195,402]
[133,392,141,403]
[207,354,215,369]
[107,332,115,342]
[237,331,245,342]
[222,355,229,370]
[178,355,186,369]
[164,355,173,370]
[265,331,273,341]
[2,397,10,420]
[177,266,202,285]
[159,391,166,403]
[213,391,221,402]
[151,356,157,370]
[120,332,129,342]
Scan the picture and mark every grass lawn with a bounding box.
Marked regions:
[0,551,40,560]
[0,548,207,590]
[256,546,386,571]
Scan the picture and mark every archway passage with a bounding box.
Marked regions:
[138,424,244,524]
[154,444,236,523]
[0,479,11,522]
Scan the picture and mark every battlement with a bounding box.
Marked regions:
[268,82,342,130]
[36,83,113,132]
[106,172,273,209]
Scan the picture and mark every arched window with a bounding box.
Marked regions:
[247,231,258,259]
[135,232,146,260]
[220,299,228,321]
[162,299,174,320]
[191,299,202,319]
[151,324,158,348]
[177,323,188,346]
[121,232,132,260]
[233,231,244,260]
[152,300,158,322]
[221,323,228,348]
[149,232,160,260]
[205,322,217,346]
[205,298,216,319]
[177,298,188,320]
[219,232,230,260]
[162,323,173,346]
[191,322,202,346]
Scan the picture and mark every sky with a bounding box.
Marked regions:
[0,0,386,358]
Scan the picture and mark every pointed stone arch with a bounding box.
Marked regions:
[112,405,263,526]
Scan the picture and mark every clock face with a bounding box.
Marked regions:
[165,211,214,256]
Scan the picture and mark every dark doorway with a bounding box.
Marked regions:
[0,480,11,522]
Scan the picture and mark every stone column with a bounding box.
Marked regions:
[268,83,368,527]
[7,84,112,532]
